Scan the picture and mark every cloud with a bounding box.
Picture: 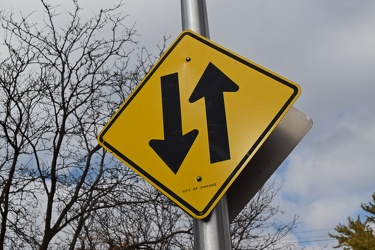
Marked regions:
[279,107,375,230]
[204,6,375,240]
[203,1,375,131]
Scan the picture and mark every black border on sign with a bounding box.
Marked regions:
[98,31,300,218]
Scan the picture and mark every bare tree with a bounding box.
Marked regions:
[0,11,44,249]
[0,1,160,249]
[231,180,299,250]
[78,183,193,250]
[0,1,299,249]
[76,180,298,250]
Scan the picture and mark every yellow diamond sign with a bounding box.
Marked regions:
[98,30,300,219]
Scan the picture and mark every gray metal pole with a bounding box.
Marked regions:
[193,195,232,249]
[180,1,232,249]
[181,0,210,38]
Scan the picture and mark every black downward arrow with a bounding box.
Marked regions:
[149,73,198,174]
[189,62,239,164]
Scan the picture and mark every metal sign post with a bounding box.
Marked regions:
[180,1,232,249]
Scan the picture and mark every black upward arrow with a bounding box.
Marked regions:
[189,62,239,163]
[149,73,198,174]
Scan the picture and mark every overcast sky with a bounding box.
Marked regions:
[3,0,375,249]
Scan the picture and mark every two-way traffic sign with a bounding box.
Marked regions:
[98,30,301,219]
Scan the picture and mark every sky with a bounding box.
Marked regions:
[3,0,375,249]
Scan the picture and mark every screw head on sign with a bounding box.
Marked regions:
[196,176,202,182]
